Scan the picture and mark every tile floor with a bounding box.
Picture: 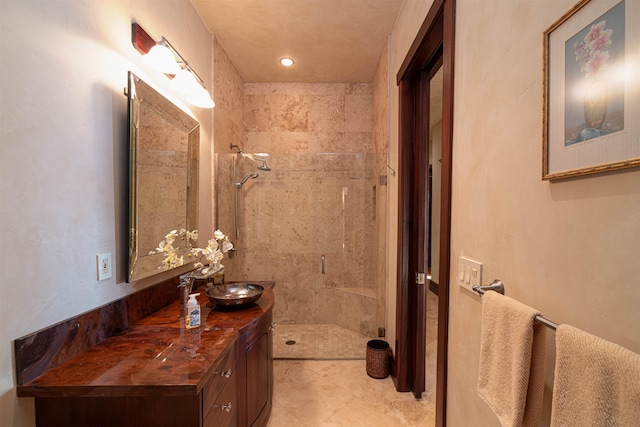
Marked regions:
[267,292,438,427]
[267,290,439,426]
[266,359,435,427]
[273,324,371,359]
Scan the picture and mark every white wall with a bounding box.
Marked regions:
[388,0,640,426]
[0,1,213,425]
[449,1,639,424]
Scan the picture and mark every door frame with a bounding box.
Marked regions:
[393,1,455,426]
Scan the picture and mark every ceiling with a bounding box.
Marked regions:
[191,0,404,83]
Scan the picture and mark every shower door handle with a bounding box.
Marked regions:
[321,255,325,274]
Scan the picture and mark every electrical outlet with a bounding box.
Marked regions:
[97,253,112,281]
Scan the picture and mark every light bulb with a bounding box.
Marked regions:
[171,69,200,94]
[187,85,215,109]
[143,44,180,74]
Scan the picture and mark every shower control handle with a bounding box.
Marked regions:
[321,255,325,274]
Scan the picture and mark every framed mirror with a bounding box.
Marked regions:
[127,72,199,281]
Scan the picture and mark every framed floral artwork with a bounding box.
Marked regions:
[543,0,640,180]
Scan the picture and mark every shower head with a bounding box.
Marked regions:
[236,172,259,188]
[257,159,271,171]
[253,153,271,172]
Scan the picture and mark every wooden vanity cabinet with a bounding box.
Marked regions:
[32,342,237,427]
[17,283,275,427]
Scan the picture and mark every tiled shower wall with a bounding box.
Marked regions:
[213,40,388,338]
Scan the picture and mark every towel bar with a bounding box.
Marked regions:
[534,315,559,330]
[474,279,559,330]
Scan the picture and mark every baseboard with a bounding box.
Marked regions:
[429,280,439,295]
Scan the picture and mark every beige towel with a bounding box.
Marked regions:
[477,291,547,427]
[551,324,640,426]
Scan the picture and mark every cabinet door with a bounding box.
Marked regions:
[35,395,201,427]
[246,331,269,426]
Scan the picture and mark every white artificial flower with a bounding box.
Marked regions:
[222,240,234,253]
[150,228,232,275]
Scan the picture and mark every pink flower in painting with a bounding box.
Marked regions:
[583,50,610,75]
[575,19,613,78]
[585,20,613,51]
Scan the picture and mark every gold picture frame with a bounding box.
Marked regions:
[543,0,639,180]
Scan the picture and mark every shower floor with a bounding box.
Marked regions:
[273,324,372,359]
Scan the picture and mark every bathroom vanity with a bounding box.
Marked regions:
[15,282,275,427]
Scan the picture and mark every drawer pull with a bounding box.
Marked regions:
[213,368,232,378]
[269,322,277,331]
[221,402,232,413]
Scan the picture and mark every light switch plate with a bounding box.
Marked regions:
[458,256,482,293]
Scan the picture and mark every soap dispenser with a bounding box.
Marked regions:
[185,293,201,329]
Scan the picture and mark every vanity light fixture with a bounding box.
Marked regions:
[280,57,294,67]
[132,23,214,109]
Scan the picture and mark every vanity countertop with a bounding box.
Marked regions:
[17,282,274,398]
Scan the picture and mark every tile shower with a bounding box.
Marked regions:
[216,82,388,359]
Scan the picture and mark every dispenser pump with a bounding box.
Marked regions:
[185,293,201,329]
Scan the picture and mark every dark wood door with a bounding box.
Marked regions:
[412,62,444,398]
[396,55,443,401]
[395,0,455,425]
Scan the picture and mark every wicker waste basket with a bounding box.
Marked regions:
[366,340,390,379]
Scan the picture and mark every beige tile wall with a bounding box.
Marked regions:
[215,73,385,336]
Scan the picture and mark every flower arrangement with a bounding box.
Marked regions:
[150,229,233,276]
[574,20,613,78]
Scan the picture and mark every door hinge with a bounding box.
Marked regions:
[415,272,426,285]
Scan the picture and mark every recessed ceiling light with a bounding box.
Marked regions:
[280,57,294,67]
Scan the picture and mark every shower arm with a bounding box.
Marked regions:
[230,144,271,171]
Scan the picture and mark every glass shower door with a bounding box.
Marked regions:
[217,150,383,359]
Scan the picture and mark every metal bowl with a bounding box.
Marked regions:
[205,283,264,308]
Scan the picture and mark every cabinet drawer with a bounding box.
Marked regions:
[244,309,273,347]
[203,345,236,421]
[203,373,237,427]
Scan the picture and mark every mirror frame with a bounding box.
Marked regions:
[127,72,200,282]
